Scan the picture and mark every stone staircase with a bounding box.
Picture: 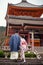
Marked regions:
[34,46,43,54]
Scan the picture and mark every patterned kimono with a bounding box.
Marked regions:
[20,38,28,62]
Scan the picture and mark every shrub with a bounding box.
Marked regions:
[25,52,36,58]
[0,50,5,58]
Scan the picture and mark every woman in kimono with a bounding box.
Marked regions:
[20,37,28,62]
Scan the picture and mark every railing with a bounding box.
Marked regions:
[0,46,10,51]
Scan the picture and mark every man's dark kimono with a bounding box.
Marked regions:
[9,33,20,52]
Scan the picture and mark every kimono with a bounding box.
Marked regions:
[20,38,28,62]
[9,33,20,51]
[9,33,20,59]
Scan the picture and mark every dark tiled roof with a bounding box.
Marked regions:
[22,0,26,2]
[39,5,43,7]
[10,0,43,8]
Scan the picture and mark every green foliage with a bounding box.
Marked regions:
[0,26,6,46]
[0,50,5,58]
[25,52,36,58]
[0,26,5,32]
[0,51,36,58]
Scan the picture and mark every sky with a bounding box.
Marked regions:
[0,0,43,27]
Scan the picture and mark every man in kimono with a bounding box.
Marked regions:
[9,33,20,59]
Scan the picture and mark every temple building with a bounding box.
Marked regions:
[5,0,43,50]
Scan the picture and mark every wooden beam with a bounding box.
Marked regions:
[24,25,43,30]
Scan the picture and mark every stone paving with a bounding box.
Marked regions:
[0,58,43,65]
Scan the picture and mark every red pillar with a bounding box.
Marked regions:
[27,33,30,45]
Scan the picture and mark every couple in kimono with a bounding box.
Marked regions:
[9,33,28,62]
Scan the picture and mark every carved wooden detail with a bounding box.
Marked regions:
[7,5,43,17]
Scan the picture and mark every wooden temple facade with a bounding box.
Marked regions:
[5,0,43,47]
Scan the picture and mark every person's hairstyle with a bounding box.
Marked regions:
[15,30,19,33]
[21,35,25,38]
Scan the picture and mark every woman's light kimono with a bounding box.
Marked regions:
[20,38,28,62]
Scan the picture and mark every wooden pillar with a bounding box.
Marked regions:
[31,31,34,52]
[5,26,7,36]
[28,32,30,45]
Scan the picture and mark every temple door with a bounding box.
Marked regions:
[40,34,43,46]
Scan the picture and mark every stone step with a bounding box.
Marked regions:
[0,58,43,65]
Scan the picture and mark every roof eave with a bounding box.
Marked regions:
[7,15,43,21]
